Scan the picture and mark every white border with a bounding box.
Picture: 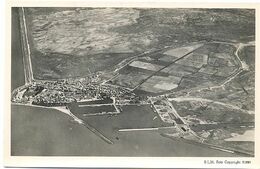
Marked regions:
[3,0,260,168]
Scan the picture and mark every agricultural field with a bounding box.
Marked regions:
[108,41,241,95]
[170,43,255,113]
[24,8,254,80]
[139,76,181,93]
[110,71,151,89]
[129,61,164,72]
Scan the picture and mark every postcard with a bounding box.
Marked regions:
[4,0,260,168]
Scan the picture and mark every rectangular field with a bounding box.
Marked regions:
[198,65,218,75]
[129,60,164,71]
[159,55,179,62]
[162,63,198,77]
[111,71,151,89]
[139,75,181,93]
[163,43,203,58]
[176,58,205,69]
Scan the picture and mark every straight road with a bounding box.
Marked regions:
[19,7,34,84]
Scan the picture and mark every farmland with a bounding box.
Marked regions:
[23,8,254,80]
[107,42,241,95]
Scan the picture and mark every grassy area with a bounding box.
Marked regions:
[23,8,254,80]
[238,46,255,70]
[172,100,254,123]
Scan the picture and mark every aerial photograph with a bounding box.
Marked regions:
[11,7,255,156]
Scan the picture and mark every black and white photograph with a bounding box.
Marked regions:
[4,1,260,168]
